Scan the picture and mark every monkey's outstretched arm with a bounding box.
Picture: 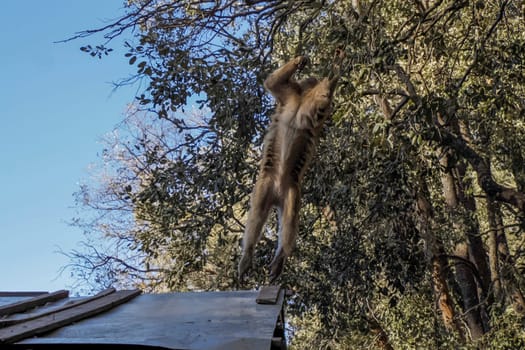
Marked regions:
[328,48,346,91]
[264,56,308,104]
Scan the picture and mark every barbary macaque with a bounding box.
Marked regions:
[239,55,340,281]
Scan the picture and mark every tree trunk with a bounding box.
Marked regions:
[490,202,525,314]
[439,153,489,337]
[377,95,467,339]
[454,243,485,341]
[444,119,492,301]
[486,199,502,303]
[456,162,491,302]
[416,191,465,341]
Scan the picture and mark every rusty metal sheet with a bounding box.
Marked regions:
[18,290,284,350]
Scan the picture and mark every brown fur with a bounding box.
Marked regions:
[239,56,339,281]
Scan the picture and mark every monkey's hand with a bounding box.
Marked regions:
[330,48,346,79]
[294,56,309,71]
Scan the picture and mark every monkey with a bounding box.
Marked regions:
[238,55,341,282]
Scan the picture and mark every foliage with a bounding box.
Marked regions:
[68,0,525,348]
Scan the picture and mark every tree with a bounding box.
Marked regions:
[69,0,525,348]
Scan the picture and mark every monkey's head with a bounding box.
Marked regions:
[300,75,338,99]
[311,77,338,107]
[297,77,319,93]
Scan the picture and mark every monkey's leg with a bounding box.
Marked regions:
[264,56,309,98]
[269,184,300,282]
[238,177,274,279]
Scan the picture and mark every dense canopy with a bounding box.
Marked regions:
[68,1,525,348]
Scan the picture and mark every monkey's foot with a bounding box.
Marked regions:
[269,252,286,283]
[238,252,253,280]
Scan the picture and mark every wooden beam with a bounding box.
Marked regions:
[0,289,141,344]
[256,285,281,305]
[0,288,116,327]
[0,292,48,297]
[0,290,69,316]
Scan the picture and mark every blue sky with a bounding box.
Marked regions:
[0,2,137,292]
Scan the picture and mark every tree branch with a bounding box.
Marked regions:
[429,128,525,214]
[455,0,510,91]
